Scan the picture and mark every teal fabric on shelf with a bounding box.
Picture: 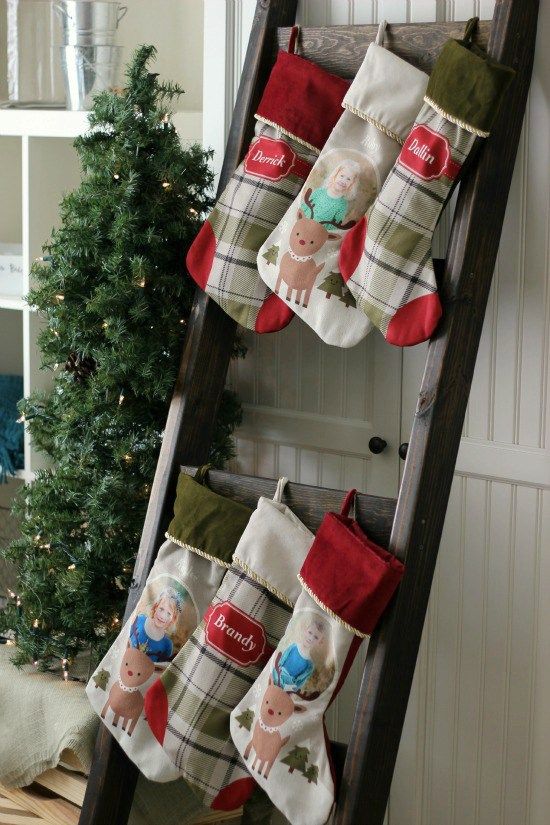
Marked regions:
[0,375,24,484]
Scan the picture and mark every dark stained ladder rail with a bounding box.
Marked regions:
[79,2,539,823]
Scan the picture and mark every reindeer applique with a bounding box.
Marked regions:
[275,189,355,308]
[243,655,319,779]
[243,675,306,779]
[101,643,155,736]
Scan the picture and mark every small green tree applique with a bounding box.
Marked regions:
[318,271,344,300]
[235,708,255,731]
[281,745,310,774]
[92,668,110,690]
[302,764,319,784]
[339,283,357,309]
[262,244,279,266]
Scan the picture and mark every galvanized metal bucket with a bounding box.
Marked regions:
[55,1,127,46]
[60,44,121,109]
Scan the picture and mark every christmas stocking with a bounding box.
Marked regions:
[343,18,514,347]
[86,468,252,783]
[230,490,405,825]
[256,21,428,348]
[186,28,349,333]
[144,478,315,810]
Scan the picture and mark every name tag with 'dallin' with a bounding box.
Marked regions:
[398,124,461,182]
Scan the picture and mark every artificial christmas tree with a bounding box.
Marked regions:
[0,46,242,673]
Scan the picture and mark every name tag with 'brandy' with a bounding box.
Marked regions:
[399,124,461,182]
[244,136,312,182]
[204,602,271,667]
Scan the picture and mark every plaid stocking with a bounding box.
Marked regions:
[343,18,514,346]
[144,478,314,810]
[230,490,404,825]
[186,31,349,333]
[86,469,252,783]
[257,22,428,348]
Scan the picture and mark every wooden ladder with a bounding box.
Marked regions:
[79,2,539,823]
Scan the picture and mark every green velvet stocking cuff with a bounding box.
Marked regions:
[426,27,515,135]
[167,471,253,567]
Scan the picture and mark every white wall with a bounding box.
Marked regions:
[117,0,203,111]
[203,2,550,823]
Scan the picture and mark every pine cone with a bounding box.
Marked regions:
[65,352,97,383]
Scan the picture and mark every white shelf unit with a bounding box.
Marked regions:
[0,107,202,494]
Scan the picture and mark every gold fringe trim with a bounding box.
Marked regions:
[343,103,404,145]
[297,573,369,639]
[423,95,490,138]
[165,533,232,569]
[255,116,320,155]
[234,557,294,608]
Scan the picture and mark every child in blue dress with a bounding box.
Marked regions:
[274,614,327,692]
[129,586,184,663]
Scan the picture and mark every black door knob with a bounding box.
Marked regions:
[368,436,387,455]
[398,442,409,460]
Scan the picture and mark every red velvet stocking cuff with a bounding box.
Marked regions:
[299,491,405,636]
[255,50,350,151]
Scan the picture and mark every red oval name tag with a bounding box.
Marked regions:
[205,602,268,667]
[399,124,460,182]
[244,136,310,182]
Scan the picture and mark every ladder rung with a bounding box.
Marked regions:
[180,467,396,549]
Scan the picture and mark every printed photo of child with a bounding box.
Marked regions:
[273,610,335,696]
[301,160,361,229]
[129,577,197,664]
[299,149,379,232]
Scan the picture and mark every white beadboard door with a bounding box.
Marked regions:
[202,2,550,824]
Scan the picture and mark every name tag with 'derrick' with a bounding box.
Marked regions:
[244,136,311,182]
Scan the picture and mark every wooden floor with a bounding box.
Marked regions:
[0,752,242,825]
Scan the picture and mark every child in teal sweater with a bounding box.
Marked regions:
[302,159,361,229]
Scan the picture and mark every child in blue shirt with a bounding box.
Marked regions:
[274,615,327,691]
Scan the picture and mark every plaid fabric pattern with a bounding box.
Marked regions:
[203,121,317,330]
[160,563,293,808]
[348,105,476,334]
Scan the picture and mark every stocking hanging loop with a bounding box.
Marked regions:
[375,19,387,46]
[194,464,211,484]
[462,17,479,45]
[287,25,299,54]
[273,476,289,502]
[340,489,357,519]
